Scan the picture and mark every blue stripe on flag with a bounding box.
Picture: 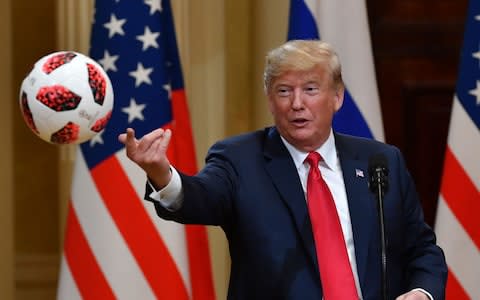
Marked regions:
[455,0,480,130]
[81,0,182,168]
[333,90,374,139]
[287,0,319,40]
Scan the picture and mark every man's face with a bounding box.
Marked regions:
[268,65,344,152]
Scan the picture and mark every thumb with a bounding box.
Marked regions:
[124,128,138,154]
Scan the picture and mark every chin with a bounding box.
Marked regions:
[287,137,315,151]
[289,130,314,141]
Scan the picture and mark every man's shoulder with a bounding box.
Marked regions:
[336,131,393,147]
[214,127,275,148]
[206,127,275,157]
[334,132,401,157]
[222,128,269,144]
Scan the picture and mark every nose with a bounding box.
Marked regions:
[291,88,304,110]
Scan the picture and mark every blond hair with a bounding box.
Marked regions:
[263,40,344,93]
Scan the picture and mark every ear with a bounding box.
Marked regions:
[333,85,345,112]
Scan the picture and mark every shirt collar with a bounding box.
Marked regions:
[280,130,338,171]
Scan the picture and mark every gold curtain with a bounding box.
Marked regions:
[0,0,14,298]
[55,1,289,299]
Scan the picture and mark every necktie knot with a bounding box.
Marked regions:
[306,151,321,167]
[306,152,322,179]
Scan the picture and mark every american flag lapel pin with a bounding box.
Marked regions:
[355,168,364,178]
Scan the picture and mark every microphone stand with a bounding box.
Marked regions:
[374,170,388,300]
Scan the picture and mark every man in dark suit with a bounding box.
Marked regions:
[119,40,447,299]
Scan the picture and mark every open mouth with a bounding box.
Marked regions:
[291,118,309,127]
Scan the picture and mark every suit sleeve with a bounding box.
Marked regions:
[144,140,237,227]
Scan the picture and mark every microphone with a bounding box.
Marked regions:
[369,154,389,196]
[368,154,389,300]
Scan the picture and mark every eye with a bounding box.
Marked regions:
[276,86,291,97]
[304,85,319,95]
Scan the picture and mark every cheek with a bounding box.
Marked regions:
[324,97,340,113]
[269,99,289,115]
[311,103,334,123]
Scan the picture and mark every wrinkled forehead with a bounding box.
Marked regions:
[264,40,342,93]
[269,64,334,91]
[271,65,331,85]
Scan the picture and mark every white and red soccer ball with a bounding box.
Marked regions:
[19,51,114,144]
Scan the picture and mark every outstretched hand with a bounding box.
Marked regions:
[118,127,172,189]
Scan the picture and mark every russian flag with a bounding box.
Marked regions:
[288,0,384,141]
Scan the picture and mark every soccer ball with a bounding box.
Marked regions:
[19,51,114,144]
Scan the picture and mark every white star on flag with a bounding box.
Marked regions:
[58,1,216,299]
[136,26,160,51]
[103,14,126,38]
[89,131,104,147]
[129,62,153,87]
[144,0,162,15]
[122,98,146,123]
[473,44,480,67]
[99,50,119,72]
[468,80,480,105]
[163,83,171,99]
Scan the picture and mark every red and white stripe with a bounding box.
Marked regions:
[57,149,193,299]
[435,96,480,299]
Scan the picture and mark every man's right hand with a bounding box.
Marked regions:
[118,127,172,189]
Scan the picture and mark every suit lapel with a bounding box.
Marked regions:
[262,129,376,290]
[263,128,319,270]
[335,133,376,290]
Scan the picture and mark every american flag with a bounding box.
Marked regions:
[435,1,480,299]
[287,0,384,141]
[57,0,215,299]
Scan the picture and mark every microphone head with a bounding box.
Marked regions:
[368,154,389,194]
[368,154,388,173]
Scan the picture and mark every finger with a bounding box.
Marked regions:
[136,128,166,152]
[118,127,132,144]
[118,133,127,144]
[160,129,172,150]
[124,128,138,154]
[150,129,172,161]
[118,128,133,144]
[150,135,165,161]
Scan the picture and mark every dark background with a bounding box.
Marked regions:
[367,0,468,226]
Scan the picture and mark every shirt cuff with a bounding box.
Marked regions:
[411,288,434,300]
[147,166,183,211]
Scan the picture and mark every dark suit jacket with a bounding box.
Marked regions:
[146,127,447,300]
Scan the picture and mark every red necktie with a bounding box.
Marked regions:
[305,152,359,300]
